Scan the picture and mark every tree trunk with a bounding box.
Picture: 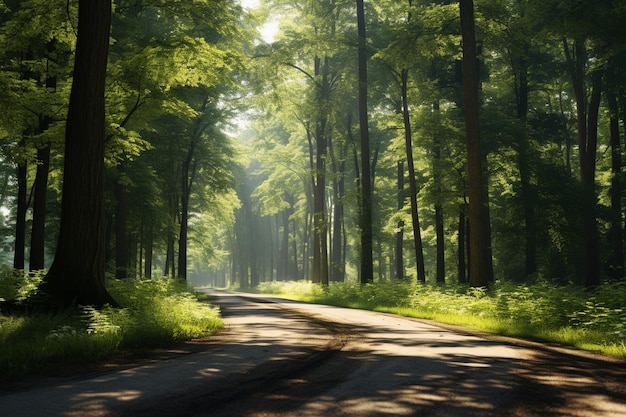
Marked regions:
[314,125,329,285]
[357,0,373,284]
[433,102,445,284]
[458,205,467,284]
[564,38,602,287]
[178,156,193,280]
[401,69,426,283]
[164,234,175,277]
[583,71,602,287]
[114,167,129,279]
[13,158,27,270]
[435,203,445,284]
[460,0,493,286]
[249,215,259,287]
[515,50,537,278]
[330,137,346,282]
[144,223,153,278]
[29,145,50,271]
[30,134,52,271]
[42,0,116,308]
[608,94,623,278]
[395,160,404,279]
[280,209,289,280]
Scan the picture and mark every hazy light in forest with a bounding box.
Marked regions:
[240,0,279,43]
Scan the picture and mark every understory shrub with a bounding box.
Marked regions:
[0,275,222,381]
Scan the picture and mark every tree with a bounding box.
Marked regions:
[104,0,244,281]
[41,0,116,308]
[400,68,426,283]
[460,0,492,286]
[357,0,373,284]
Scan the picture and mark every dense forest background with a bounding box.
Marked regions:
[1,0,626,292]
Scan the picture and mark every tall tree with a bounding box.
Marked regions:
[400,68,426,283]
[460,0,492,286]
[563,38,602,288]
[41,0,116,308]
[357,0,373,284]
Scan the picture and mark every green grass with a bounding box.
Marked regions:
[0,271,223,382]
[251,280,626,358]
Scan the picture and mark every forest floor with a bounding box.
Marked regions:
[1,290,626,416]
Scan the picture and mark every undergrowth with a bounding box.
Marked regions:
[253,279,626,358]
[0,269,222,382]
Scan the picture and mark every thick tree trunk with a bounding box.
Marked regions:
[42,0,116,308]
[460,0,493,286]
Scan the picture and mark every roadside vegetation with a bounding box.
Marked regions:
[0,269,222,382]
[252,280,626,358]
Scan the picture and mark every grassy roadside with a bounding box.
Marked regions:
[249,280,626,359]
[0,272,223,383]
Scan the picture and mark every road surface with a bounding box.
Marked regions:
[1,290,626,416]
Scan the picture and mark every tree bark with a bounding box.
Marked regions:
[279,209,290,280]
[608,94,623,277]
[401,69,426,283]
[357,0,373,284]
[29,142,51,271]
[395,160,404,280]
[13,157,27,270]
[114,166,129,279]
[330,137,346,282]
[433,101,445,284]
[458,205,467,284]
[514,49,537,278]
[460,0,493,286]
[144,223,153,278]
[583,71,602,288]
[42,0,116,308]
[564,38,602,287]
[178,145,195,281]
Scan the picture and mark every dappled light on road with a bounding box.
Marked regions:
[2,291,626,417]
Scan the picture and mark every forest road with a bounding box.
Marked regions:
[2,291,626,417]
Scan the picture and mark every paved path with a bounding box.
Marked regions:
[2,290,626,416]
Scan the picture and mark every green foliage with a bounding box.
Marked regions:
[255,280,626,357]
[0,268,43,303]
[0,275,222,381]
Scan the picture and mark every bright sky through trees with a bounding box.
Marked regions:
[240,0,278,42]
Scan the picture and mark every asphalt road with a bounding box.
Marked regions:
[2,290,626,416]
